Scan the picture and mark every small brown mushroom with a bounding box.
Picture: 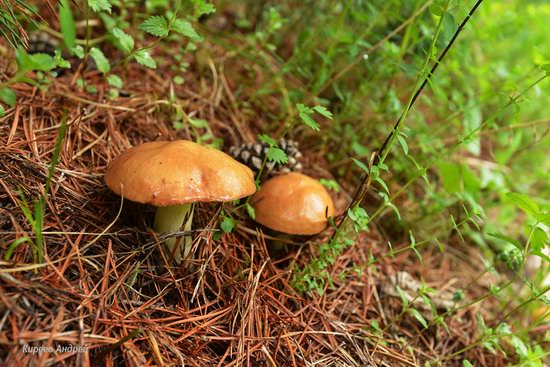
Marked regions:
[105,140,256,263]
[250,172,335,235]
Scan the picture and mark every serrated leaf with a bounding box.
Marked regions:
[112,28,134,53]
[134,50,157,69]
[0,87,16,107]
[266,147,288,164]
[351,158,369,174]
[88,0,111,13]
[189,118,208,128]
[507,192,539,217]
[140,15,169,37]
[299,111,320,131]
[220,216,235,234]
[171,19,199,38]
[196,3,216,17]
[319,178,340,192]
[258,134,276,146]
[107,74,123,88]
[59,0,76,49]
[312,105,333,120]
[89,47,110,74]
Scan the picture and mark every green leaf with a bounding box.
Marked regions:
[396,134,409,155]
[258,134,277,146]
[408,308,428,329]
[171,19,199,39]
[140,15,169,37]
[0,105,5,117]
[375,177,390,194]
[196,2,216,17]
[15,48,32,72]
[536,212,550,226]
[438,162,461,194]
[89,47,110,74]
[88,0,111,13]
[351,158,369,174]
[45,113,67,195]
[71,45,85,59]
[220,216,235,233]
[0,87,16,107]
[532,249,550,264]
[28,53,57,72]
[4,237,33,260]
[396,285,409,306]
[531,226,548,252]
[462,361,473,367]
[189,118,208,128]
[107,74,123,88]
[134,50,157,69]
[489,232,522,250]
[298,111,320,131]
[506,192,539,218]
[112,28,134,53]
[510,335,528,358]
[312,105,333,120]
[442,12,457,42]
[266,147,288,164]
[429,3,444,16]
[319,179,340,192]
[59,0,76,49]
[245,203,256,219]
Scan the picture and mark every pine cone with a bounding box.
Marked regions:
[229,139,303,177]
[28,31,59,56]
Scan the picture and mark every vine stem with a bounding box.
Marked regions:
[338,0,485,230]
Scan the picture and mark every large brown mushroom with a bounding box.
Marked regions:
[250,172,335,235]
[104,140,256,263]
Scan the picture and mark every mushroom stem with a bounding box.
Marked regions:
[153,203,194,263]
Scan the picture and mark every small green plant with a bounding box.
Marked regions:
[0,49,69,116]
[5,113,68,263]
[291,205,369,295]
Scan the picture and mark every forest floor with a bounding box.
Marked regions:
[0,15,536,367]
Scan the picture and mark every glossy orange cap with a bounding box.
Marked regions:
[250,172,335,235]
[105,140,256,206]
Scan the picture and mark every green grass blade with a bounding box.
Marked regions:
[4,236,33,260]
[59,0,76,49]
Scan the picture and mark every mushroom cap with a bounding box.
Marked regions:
[104,140,256,206]
[250,172,335,235]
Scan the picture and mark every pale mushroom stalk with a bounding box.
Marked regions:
[153,203,194,263]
